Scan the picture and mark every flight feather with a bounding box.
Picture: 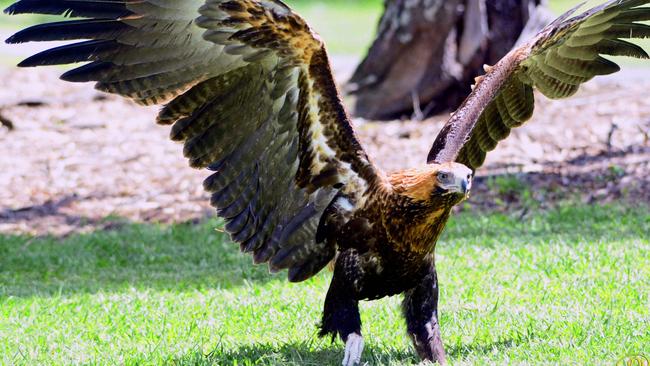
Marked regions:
[428,0,650,169]
[5,0,380,282]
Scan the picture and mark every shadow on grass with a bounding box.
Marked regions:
[446,202,649,248]
[446,337,522,360]
[468,146,650,211]
[0,217,282,298]
[1,201,647,298]
[175,341,417,366]
[173,336,525,365]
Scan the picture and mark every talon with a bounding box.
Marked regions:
[483,63,493,73]
[342,333,364,366]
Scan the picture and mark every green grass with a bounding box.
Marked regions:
[1,0,649,67]
[289,1,383,56]
[0,0,606,57]
[549,0,591,13]
[0,0,384,57]
[1,204,649,365]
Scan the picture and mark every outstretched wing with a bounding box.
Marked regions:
[6,0,380,282]
[428,0,650,169]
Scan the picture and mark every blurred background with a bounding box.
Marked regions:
[0,0,382,61]
[0,0,621,61]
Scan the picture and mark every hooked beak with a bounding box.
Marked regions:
[448,176,471,196]
[461,179,469,194]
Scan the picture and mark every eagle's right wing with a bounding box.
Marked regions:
[6,0,381,282]
[428,0,650,169]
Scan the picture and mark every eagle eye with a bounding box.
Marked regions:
[437,172,450,182]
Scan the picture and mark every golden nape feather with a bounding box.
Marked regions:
[5,0,650,365]
[389,162,472,202]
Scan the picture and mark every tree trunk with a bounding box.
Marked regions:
[348,0,550,120]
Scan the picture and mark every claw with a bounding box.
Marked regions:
[342,333,364,366]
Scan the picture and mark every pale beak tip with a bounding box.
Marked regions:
[461,179,468,194]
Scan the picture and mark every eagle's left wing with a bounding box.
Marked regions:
[428,0,650,169]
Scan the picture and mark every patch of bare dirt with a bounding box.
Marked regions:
[0,66,649,236]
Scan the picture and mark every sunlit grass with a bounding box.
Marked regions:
[1,0,648,61]
[290,0,383,56]
[0,0,383,57]
[2,204,649,365]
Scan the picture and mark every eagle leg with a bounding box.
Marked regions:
[403,263,447,365]
[319,250,363,365]
[342,333,364,366]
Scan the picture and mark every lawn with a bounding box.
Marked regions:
[1,1,649,365]
[0,0,600,57]
[2,0,648,66]
[1,204,649,365]
[0,0,383,57]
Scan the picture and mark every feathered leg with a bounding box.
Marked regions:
[403,262,447,365]
[319,250,363,366]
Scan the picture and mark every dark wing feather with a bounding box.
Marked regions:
[6,0,380,282]
[428,0,650,169]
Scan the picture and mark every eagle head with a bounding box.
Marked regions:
[390,162,473,206]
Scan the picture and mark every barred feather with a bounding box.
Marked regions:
[429,0,650,170]
[5,0,378,282]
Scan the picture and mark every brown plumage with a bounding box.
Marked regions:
[5,0,650,364]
